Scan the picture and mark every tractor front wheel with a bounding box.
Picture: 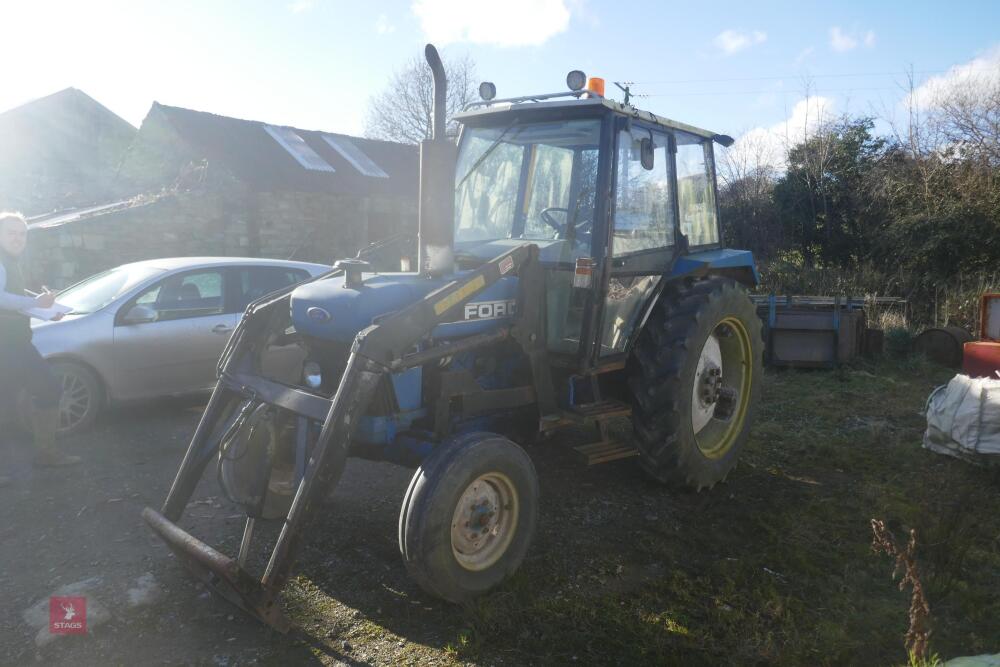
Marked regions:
[628,277,762,490]
[399,432,539,603]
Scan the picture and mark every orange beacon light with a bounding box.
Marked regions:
[585,77,605,97]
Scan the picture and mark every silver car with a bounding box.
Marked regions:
[30,257,329,434]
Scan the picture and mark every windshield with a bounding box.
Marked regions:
[58,265,165,314]
[454,119,601,256]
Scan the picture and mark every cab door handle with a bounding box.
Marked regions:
[212,324,233,335]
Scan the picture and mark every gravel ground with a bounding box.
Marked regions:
[0,397,631,666]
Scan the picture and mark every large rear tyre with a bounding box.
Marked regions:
[399,432,539,603]
[628,277,762,490]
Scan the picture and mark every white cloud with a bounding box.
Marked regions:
[289,0,316,13]
[566,0,600,29]
[412,0,571,47]
[829,26,857,52]
[713,29,767,55]
[375,13,396,35]
[909,45,1000,111]
[729,96,836,170]
[829,26,875,52]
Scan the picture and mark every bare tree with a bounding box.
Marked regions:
[717,131,781,257]
[364,53,477,144]
[931,73,1000,167]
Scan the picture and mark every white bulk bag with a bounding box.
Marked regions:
[923,374,1000,463]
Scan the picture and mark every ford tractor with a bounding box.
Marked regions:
[143,45,763,630]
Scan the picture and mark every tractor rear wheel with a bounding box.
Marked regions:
[628,277,762,490]
[399,432,538,603]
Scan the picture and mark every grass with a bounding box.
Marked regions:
[450,358,1000,665]
[284,357,1000,666]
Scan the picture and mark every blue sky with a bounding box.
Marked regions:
[2,0,998,149]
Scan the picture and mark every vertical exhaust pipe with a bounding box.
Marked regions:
[418,44,456,277]
[428,44,446,142]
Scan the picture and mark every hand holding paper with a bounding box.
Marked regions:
[25,302,72,321]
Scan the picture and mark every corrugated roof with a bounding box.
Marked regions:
[152,103,417,198]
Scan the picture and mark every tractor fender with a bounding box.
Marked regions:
[630,250,758,350]
[670,249,760,287]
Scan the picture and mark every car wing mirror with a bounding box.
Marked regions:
[122,305,157,324]
[640,137,655,170]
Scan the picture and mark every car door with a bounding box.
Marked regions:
[111,267,237,399]
[233,265,311,384]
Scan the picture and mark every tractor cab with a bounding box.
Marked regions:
[448,82,740,370]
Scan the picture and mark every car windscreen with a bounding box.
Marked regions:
[58,265,165,314]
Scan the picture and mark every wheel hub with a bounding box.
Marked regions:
[59,371,92,430]
[451,473,519,572]
[691,334,723,434]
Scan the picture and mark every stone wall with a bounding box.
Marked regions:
[23,188,417,289]
[255,190,416,265]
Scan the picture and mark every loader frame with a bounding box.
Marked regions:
[142,243,553,630]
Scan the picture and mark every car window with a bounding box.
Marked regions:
[235,267,309,312]
[129,270,225,322]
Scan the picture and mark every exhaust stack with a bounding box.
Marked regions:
[417,44,456,277]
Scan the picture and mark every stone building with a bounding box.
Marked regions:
[22,100,419,287]
[0,88,136,215]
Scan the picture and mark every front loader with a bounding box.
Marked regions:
[143,45,763,630]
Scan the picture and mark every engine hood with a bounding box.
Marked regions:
[290,271,519,343]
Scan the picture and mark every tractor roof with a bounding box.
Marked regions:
[454,96,725,144]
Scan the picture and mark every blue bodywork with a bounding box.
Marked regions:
[291,272,518,343]
[671,248,760,285]
[288,243,757,457]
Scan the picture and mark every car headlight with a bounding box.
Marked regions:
[303,361,323,389]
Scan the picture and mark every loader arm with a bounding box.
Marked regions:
[143,242,552,630]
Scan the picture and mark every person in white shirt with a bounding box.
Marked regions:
[0,212,80,468]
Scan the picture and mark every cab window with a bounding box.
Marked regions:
[612,128,674,255]
[454,119,601,259]
[676,132,719,246]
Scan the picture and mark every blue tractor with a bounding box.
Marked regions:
[144,46,762,630]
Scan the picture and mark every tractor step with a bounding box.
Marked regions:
[539,400,632,433]
[573,440,639,465]
[568,399,632,420]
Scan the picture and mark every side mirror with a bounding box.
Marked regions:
[640,137,655,170]
[122,305,157,325]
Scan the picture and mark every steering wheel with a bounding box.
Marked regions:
[540,207,570,236]
[540,207,592,242]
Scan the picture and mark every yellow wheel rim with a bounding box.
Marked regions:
[692,317,753,459]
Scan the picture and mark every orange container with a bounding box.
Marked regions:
[963,341,1000,378]
[981,293,1000,341]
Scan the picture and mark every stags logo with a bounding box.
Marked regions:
[464,299,517,321]
[49,596,87,635]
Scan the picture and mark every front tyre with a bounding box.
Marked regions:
[399,432,539,603]
[628,277,762,490]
